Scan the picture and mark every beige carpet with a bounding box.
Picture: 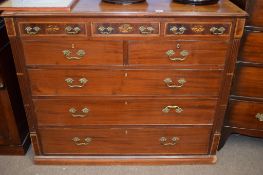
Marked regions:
[0,135,262,175]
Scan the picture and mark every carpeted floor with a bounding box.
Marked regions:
[0,134,262,175]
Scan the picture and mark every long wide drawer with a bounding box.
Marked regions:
[232,66,263,98]
[129,41,228,66]
[23,40,123,66]
[34,98,217,126]
[39,127,212,155]
[227,99,263,130]
[28,69,222,96]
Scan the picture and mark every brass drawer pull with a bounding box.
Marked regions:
[170,26,186,35]
[162,106,183,113]
[65,78,88,88]
[210,27,226,35]
[65,26,81,35]
[119,24,133,33]
[163,78,186,88]
[160,137,179,146]
[25,26,41,35]
[69,107,89,118]
[256,113,263,122]
[62,49,86,60]
[0,82,4,89]
[72,137,92,146]
[166,50,189,61]
[139,26,155,35]
[98,26,114,34]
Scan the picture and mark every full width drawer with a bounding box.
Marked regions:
[34,98,217,126]
[39,127,211,155]
[23,40,123,66]
[227,99,263,130]
[129,41,228,66]
[28,69,222,96]
[239,31,263,63]
[232,66,263,98]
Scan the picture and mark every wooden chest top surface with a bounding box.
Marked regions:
[1,0,247,17]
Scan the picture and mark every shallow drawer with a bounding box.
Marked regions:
[39,127,211,155]
[28,69,222,96]
[19,22,87,36]
[227,100,263,130]
[165,22,231,37]
[232,66,263,98]
[34,98,217,126]
[23,40,123,66]
[92,22,160,36]
[239,31,263,63]
[129,41,228,66]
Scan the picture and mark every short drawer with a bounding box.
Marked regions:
[227,100,263,130]
[165,22,231,37]
[34,98,217,126]
[92,22,160,36]
[232,66,263,98]
[19,22,87,36]
[23,40,123,66]
[129,41,228,66]
[39,127,211,155]
[240,31,263,63]
[28,69,222,96]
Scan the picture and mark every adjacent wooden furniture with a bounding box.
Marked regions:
[0,0,246,164]
[219,0,263,149]
[0,17,30,155]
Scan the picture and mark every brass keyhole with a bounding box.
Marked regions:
[177,44,180,49]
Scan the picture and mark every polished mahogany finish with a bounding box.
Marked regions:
[227,100,263,130]
[0,0,246,164]
[129,41,228,66]
[28,69,222,96]
[34,98,217,126]
[239,31,263,63]
[232,66,263,98]
[0,18,30,155]
[39,127,211,155]
[23,40,123,66]
[219,0,263,149]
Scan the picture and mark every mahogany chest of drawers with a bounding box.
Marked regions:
[0,17,30,155]
[1,0,246,164]
[219,0,263,148]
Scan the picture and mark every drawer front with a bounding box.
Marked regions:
[227,100,263,130]
[39,127,211,155]
[129,41,228,66]
[19,23,87,36]
[28,69,222,96]
[165,23,231,37]
[92,22,160,36]
[245,0,263,26]
[240,31,263,63]
[34,98,217,126]
[23,40,123,66]
[233,66,263,98]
